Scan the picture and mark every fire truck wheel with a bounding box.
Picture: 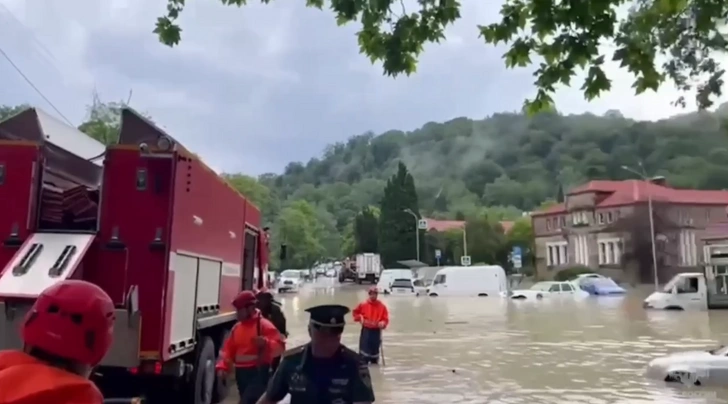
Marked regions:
[212,330,232,403]
[192,336,217,404]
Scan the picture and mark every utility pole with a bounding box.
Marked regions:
[621,164,660,291]
[403,208,420,262]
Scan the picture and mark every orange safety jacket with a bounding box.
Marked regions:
[216,310,285,372]
[0,350,104,404]
[352,300,390,330]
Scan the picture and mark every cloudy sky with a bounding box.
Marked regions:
[0,0,725,175]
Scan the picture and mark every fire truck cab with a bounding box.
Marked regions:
[0,107,268,403]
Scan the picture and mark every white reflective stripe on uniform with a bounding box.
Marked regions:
[235,354,259,363]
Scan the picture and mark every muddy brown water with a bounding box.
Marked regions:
[226,278,728,403]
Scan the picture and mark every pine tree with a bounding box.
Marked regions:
[354,206,379,253]
[378,162,423,267]
[556,183,565,203]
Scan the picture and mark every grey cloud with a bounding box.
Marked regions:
[2,0,537,175]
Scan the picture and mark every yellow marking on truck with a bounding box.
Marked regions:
[139,351,160,360]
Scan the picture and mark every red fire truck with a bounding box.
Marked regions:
[0,107,268,403]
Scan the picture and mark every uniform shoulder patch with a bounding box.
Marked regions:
[282,344,306,358]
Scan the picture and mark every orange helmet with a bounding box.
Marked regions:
[22,280,115,366]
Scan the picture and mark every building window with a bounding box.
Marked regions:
[597,213,605,224]
[546,219,551,231]
[598,238,622,265]
[560,216,566,227]
[706,209,711,222]
[679,230,697,266]
[572,211,589,226]
[573,235,589,265]
[546,242,568,266]
[607,212,613,223]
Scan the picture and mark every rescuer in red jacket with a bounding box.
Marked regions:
[217,290,285,404]
[0,280,115,404]
[352,286,389,365]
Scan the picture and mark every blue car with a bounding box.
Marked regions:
[579,277,626,295]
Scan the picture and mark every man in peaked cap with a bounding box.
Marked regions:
[255,304,376,404]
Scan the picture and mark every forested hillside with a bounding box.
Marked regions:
[256,106,728,220]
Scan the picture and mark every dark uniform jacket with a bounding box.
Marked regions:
[265,343,375,403]
[261,303,288,337]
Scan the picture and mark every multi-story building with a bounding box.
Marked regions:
[531,179,728,284]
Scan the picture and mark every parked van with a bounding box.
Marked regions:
[426,265,508,297]
[643,272,708,310]
[376,269,413,294]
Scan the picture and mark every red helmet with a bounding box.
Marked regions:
[22,280,115,366]
[232,291,257,309]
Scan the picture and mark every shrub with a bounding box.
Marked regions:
[554,266,593,281]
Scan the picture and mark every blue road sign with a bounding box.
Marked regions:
[512,246,522,257]
[511,246,523,269]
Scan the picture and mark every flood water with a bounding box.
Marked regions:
[229,278,728,403]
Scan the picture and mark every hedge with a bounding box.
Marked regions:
[554,266,593,281]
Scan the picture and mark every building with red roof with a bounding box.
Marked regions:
[531,179,728,283]
[423,218,515,234]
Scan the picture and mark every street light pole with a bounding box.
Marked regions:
[403,208,420,262]
[621,164,659,291]
[462,224,468,257]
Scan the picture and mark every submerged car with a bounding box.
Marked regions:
[384,278,418,296]
[509,281,589,299]
[645,345,728,386]
[578,277,626,295]
[277,269,304,293]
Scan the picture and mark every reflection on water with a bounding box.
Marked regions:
[235,279,728,403]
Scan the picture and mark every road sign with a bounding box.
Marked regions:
[418,219,428,230]
[434,249,442,258]
[511,246,522,269]
[461,255,471,266]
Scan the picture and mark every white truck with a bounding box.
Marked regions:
[643,272,708,310]
[355,253,381,284]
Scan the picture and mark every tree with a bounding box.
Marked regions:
[0,104,30,121]
[606,204,681,285]
[272,200,327,268]
[77,92,153,145]
[353,206,379,253]
[224,173,279,224]
[156,0,726,112]
[378,162,422,267]
[464,216,508,268]
[506,217,535,270]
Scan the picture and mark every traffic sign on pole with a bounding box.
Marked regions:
[461,255,471,266]
[511,246,523,269]
[418,219,428,230]
[435,249,442,258]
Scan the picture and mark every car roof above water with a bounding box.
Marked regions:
[436,265,505,274]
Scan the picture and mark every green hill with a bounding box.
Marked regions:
[222,107,728,267]
[257,108,728,217]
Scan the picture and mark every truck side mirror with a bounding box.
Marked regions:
[279,244,287,260]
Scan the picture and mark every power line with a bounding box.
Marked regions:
[0,44,73,125]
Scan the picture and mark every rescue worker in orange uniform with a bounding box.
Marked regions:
[217,290,285,404]
[352,286,389,365]
[0,280,115,404]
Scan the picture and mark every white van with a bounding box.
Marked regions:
[643,272,708,310]
[426,265,508,297]
[376,269,413,294]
